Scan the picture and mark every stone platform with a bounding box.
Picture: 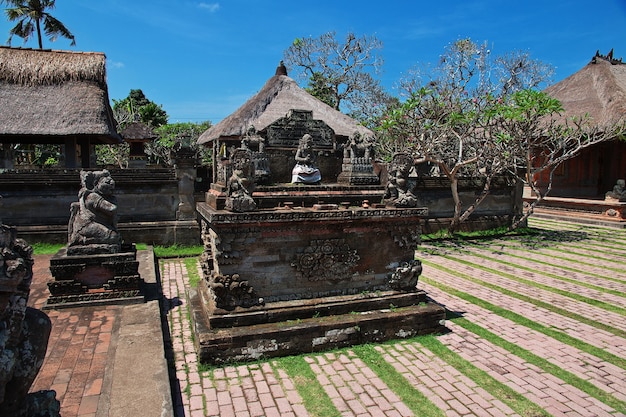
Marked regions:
[193,202,446,364]
[188,285,445,364]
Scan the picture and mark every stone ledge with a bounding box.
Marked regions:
[188,287,446,365]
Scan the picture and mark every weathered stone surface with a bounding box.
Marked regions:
[198,204,427,303]
[67,170,121,254]
[0,225,59,417]
[47,246,142,306]
[188,286,445,365]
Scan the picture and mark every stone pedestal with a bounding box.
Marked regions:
[47,244,142,306]
[337,157,380,185]
[191,203,446,364]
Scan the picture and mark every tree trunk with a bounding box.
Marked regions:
[457,176,493,225]
[448,177,462,234]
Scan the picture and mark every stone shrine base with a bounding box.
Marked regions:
[46,244,143,307]
[188,284,446,364]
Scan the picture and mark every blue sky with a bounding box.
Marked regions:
[2,1,625,124]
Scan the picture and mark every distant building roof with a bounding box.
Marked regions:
[198,62,374,144]
[0,46,121,144]
[119,121,157,141]
[544,50,626,127]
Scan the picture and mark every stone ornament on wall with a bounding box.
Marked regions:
[388,259,422,291]
[208,273,263,310]
[68,169,121,255]
[606,179,626,201]
[225,149,257,212]
[292,238,360,282]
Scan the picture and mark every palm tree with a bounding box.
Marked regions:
[3,0,75,49]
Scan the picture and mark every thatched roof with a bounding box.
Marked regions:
[119,121,157,141]
[544,50,626,127]
[198,62,374,145]
[0,47,121,144]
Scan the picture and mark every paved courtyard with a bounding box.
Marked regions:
[29,217,626,416]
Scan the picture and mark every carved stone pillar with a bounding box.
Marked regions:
[171,143,198,221]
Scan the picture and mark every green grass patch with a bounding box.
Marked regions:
[417,335,551,417]
[183,257,202,288]
[272,356,342,417]
[31,242,65,255]
[153,244,203,258]
[350,343,446,417]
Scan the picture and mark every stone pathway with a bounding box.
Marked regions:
[29,256,123,417]
[29,217,626,416]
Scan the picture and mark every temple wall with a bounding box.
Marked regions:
[0,168,202,245]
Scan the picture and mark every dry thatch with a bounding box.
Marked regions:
[545,52,626,127]
[198,63,374,145]
[119,121,157,141]
[0,47,121,144]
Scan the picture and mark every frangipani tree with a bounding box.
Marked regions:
[378,39,554,233]
[492,89,625,229]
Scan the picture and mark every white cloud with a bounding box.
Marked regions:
[198,2,220,12]
[108,60,125,69]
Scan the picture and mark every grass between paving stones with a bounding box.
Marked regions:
[476,239,626,277]
[416,335,550,417]
[458,246,626,298]
[421,262,626,340]
[423,254,626,317]
[349,343,446,417]
[450,316,626,415]
[272,356,342,417]
[183,257,202,288]
[471,238,626,279]
[421,275,626,371]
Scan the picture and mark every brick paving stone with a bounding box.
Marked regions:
[377,342,520,417]
[426,254,626,333]
[439,322,621,417]
[28,255,123,417]
[421,283,626,399]
[305,351,415,416]
[420,259,626,358]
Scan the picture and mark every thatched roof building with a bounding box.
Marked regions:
[544,50,626,127]
[540,50,626,198]
[197,62,374,145]
[0,46,121,145]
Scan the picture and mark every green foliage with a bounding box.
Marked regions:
[305,72,337,108]
[4,0,75,49]
[148,121,212,166]
[95,142,129,168]
[113,89,168,129]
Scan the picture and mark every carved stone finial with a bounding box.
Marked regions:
[276,61,288,76]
